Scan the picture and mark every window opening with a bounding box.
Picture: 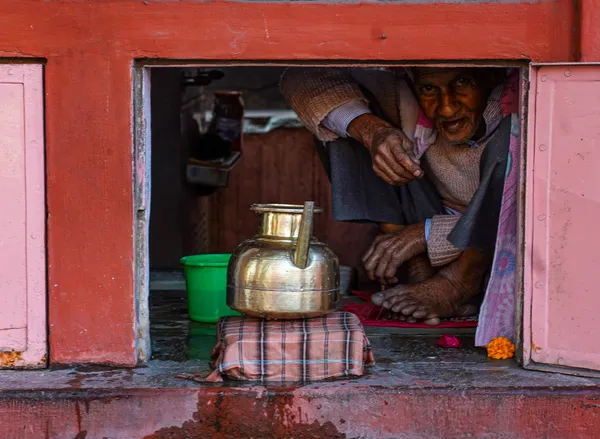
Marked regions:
[139,63,524,373]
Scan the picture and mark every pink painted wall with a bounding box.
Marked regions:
[524,64,600,372]
[0,64,46,368]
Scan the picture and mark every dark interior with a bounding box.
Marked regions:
[146,65,497,365]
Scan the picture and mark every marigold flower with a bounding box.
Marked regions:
[486,336,515,360]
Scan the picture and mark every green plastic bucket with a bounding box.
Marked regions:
[180,254,240,323]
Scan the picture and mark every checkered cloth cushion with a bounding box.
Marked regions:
[205,312,375,382]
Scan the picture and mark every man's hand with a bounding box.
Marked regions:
[348,114,423,186]
[362,223,427,285]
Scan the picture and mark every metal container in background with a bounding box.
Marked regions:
[185,152,241,187]
[227,202,340,319]
[339,265,358,296]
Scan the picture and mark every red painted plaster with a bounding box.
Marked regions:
[1,387,600,438]
[581,0,600,61]
[0,0,582,365]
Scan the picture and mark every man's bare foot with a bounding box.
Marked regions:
[373,277,480,325]
[405,254,437,284]
[383,255,437,322]
[371,248,491,325]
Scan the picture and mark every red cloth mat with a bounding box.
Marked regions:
[341,290,478,328]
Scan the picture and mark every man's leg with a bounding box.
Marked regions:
[320,138,442,318]
[378,223,402,234]
[372,247,492,324]
[324,139,406,225]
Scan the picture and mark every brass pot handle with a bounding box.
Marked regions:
[292,201,314,269]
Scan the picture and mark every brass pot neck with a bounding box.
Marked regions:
[251,204,322,240]
[257,211,303,239]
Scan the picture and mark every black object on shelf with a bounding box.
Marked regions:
[186,152,241,190]
[181,69,225,88]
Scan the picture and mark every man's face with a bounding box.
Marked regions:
[414,68,488,145]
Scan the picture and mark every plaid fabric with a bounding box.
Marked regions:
[205,312,375,382]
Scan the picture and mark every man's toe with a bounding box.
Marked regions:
[371,292,386,306]
[411,307,428,319]
[381,295,409,310]
[424,317,441,326]
[390,300,415,313]
[399,304,419,315]
[371,286,409,307]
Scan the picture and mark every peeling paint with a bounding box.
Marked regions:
[532,342,542,353]
[0,351,23,367]
[582,396,600,408]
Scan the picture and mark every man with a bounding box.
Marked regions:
[280,66,519,346]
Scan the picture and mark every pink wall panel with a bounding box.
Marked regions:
[0,81,27,334]
[0,64,46,367]
[525,64,600,373]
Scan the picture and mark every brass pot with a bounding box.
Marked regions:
[227,202,339,319]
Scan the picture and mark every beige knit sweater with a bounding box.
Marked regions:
[280,67,482,267]
[423,138,483,266]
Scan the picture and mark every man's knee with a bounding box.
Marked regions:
[379,223,403,233]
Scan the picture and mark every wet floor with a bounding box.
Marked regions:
[150,290,217,362]
[150,290,488,365]
[5,289,597,396]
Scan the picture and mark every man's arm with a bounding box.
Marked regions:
[425,215,463,267]
[280,67,368,141]
[322,100,372,137]
[281,67,422,186]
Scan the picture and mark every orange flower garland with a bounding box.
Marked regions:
[486,337,515,360]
